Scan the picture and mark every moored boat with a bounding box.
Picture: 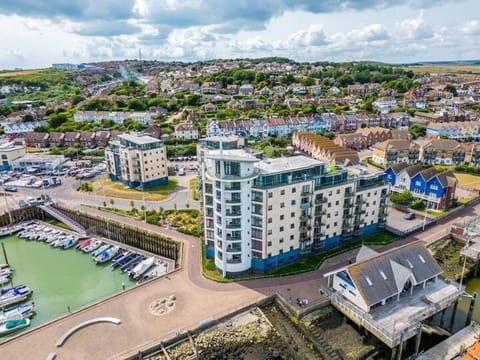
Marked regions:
[0,318,30,335]
[76,238,93,250]
[0,303,34,324]
[62,237,79,249]
[94,246,119,264]
[129,257,156,280]
[92,243,111,257]
[111,251,135,268]
[0,285,32,308]
[121,255,146,272]
[82,240,103,253]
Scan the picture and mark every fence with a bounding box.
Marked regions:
[0,206,46,227]
[48,205,181,265]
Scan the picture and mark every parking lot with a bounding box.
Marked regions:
[387,206,429,232]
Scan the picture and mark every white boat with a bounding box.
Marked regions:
[0,267,14,278]
[0,318,30,335]
[82,240,103,253]
[92,244,111,257]
[0,276,10,286]
[0,285,32,308]
[129,257,156,280]
[0,225,23,238]
[0,303,34,324]
[94,246,119,264]
[62,237,79,249]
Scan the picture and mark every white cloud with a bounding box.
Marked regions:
[462,20,480,35]
[397,14,434,40]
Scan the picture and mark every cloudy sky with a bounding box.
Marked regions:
[0,0,479,69]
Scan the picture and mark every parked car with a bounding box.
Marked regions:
[18,199,28,208]
[404,212,416,220]
[178,168,185,176]
[27,197,37,206]
[3,185,17,192]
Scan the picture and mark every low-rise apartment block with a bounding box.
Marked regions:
[420,139,466,165]
[105,133,168,189]
[426,121,480,140]
[372,140,420,166]
[174,121,199,140]
[200,139,388,275]
[0,142,26,171]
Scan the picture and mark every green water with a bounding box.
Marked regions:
[0,236,134,333]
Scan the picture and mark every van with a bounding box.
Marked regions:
[178,168,185,176]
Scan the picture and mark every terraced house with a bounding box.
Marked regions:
[200,138,388,275]
[385,164,457,209]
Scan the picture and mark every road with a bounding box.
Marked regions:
[1,172,199,213]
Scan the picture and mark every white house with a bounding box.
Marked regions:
[326,242,442,312]
[175,121,199,140]
[373,98,397,114]
[73,111,151,125]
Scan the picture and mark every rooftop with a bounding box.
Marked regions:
[255,156,323,174]
[205,149,259,162]
[118,133,162,145]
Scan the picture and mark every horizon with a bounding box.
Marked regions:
[0,0,479,69]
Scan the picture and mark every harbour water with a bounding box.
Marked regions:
[0,235,135,335]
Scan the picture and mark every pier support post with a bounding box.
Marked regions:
[475,261,479,277]
[449,300,459,331]
[440,308,446,327]
[396,332,404,360]
[414,325,423,357]
[390,346,397,360]
[466,293,477,327]
[1,242,9,265]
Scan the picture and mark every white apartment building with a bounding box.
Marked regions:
[200,140,389,276]
[0,142,26,171]
[105,133,168,189]
[74,111,152,125]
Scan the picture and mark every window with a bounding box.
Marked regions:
[268,192,273,198]
[365,276,373,286]
[280,238,284,243]
[334,222,337,226]
[280,226,284,232]
[336,189,340,194]
[290,235,294,240]
[280,202,285,208]
[291,200,296,205]
[291,212,295,217]
[268,205,273,211]
[406,259,414,268]
[379,271,387,280]
[268,218,272,223]
[292,187,296,193]
[290,224,295,229]
[418,254,426,263]
[280,215,284,220]
[268,241,272,247]
[335,200,339,206]
[268,229,272,235]
[280,190,285,195]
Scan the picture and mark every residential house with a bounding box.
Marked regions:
[384,163,419,192]
[4,121,48,135]
[272,86,286,96]
[355,127,392,148]
[372,140,420,166]
[426,121,480,141]
[24,132,49,148]
[186,111,200,122]
[328,242,443,313]
[226,99,242,110]
[200,82,220,94]
[288,83,306,95]
[391,129,412,140]
[64,132,80,147]
[409,167,457,209]
[226,84,238,95]
[73,111,152,125]
[285,97,302,108]
[464,143,480,166]
[175,121,199,140]
[79,132,96,148]
[238,84,254,96]
[259,86,272,96]
[420,139,466,165]
[347,83,380,97]
[334,133,366,151]
[200,103,217,112]
[373,98,397,114]
[49,132,65,147]
[95,131,111,147]
[241,99,263,110]
[142,125,161,139]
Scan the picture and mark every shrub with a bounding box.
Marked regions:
[411,199,426,210]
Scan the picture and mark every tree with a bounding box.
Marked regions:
[21,114,35,122]
[390,190,414,205]
[409,123,427,139]
[444,84,458,97]
[127,98,147,111]
[48,113,68,129]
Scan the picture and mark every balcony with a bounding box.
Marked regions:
[226,246,242,253]
[224,184,241,191]
[300,202,312,210]
[225,210,242,217]
[355,208,366,215]
[301,191,312,196]
[227,258,242,264]
[300,236,311,243]
[251,220,263,228]
[315,197,327,204]
[300,215,311,222]
[226,223,242,229]
[252,195,263,202]
[226,235,241,241]
[344,191,354,197]
[225,198,242,204]
[344,202,354,208]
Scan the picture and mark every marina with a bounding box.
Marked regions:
[0,222,172,339]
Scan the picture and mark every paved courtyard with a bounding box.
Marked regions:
[387,206,427,232]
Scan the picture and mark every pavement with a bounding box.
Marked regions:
[3,181,480,357]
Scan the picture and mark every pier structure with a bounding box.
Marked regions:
[321,241,464,357]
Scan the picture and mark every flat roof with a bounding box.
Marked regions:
[205,149,259,162]
[118,133,161,145]
[255,156,323,174]
[12,153,65,161]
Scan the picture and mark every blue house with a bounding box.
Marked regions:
[384,163,409,186]
[410,167,437,195]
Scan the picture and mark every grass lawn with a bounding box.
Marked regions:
[201,241,231,283]
[189,178,199,201]
[26,147,48,153]
[454,173,480,190]
[0,69,42,77]
[269,231,397,276]
[86,178,177,201]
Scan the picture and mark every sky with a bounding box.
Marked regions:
[0,0,479,69]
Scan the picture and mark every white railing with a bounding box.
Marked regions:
[39,205,86,235]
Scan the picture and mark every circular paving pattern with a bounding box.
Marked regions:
[149,295,177,316]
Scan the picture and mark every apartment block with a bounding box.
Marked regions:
[105,133,168,189]
[200,142,389,276]
[0,142,26,171]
